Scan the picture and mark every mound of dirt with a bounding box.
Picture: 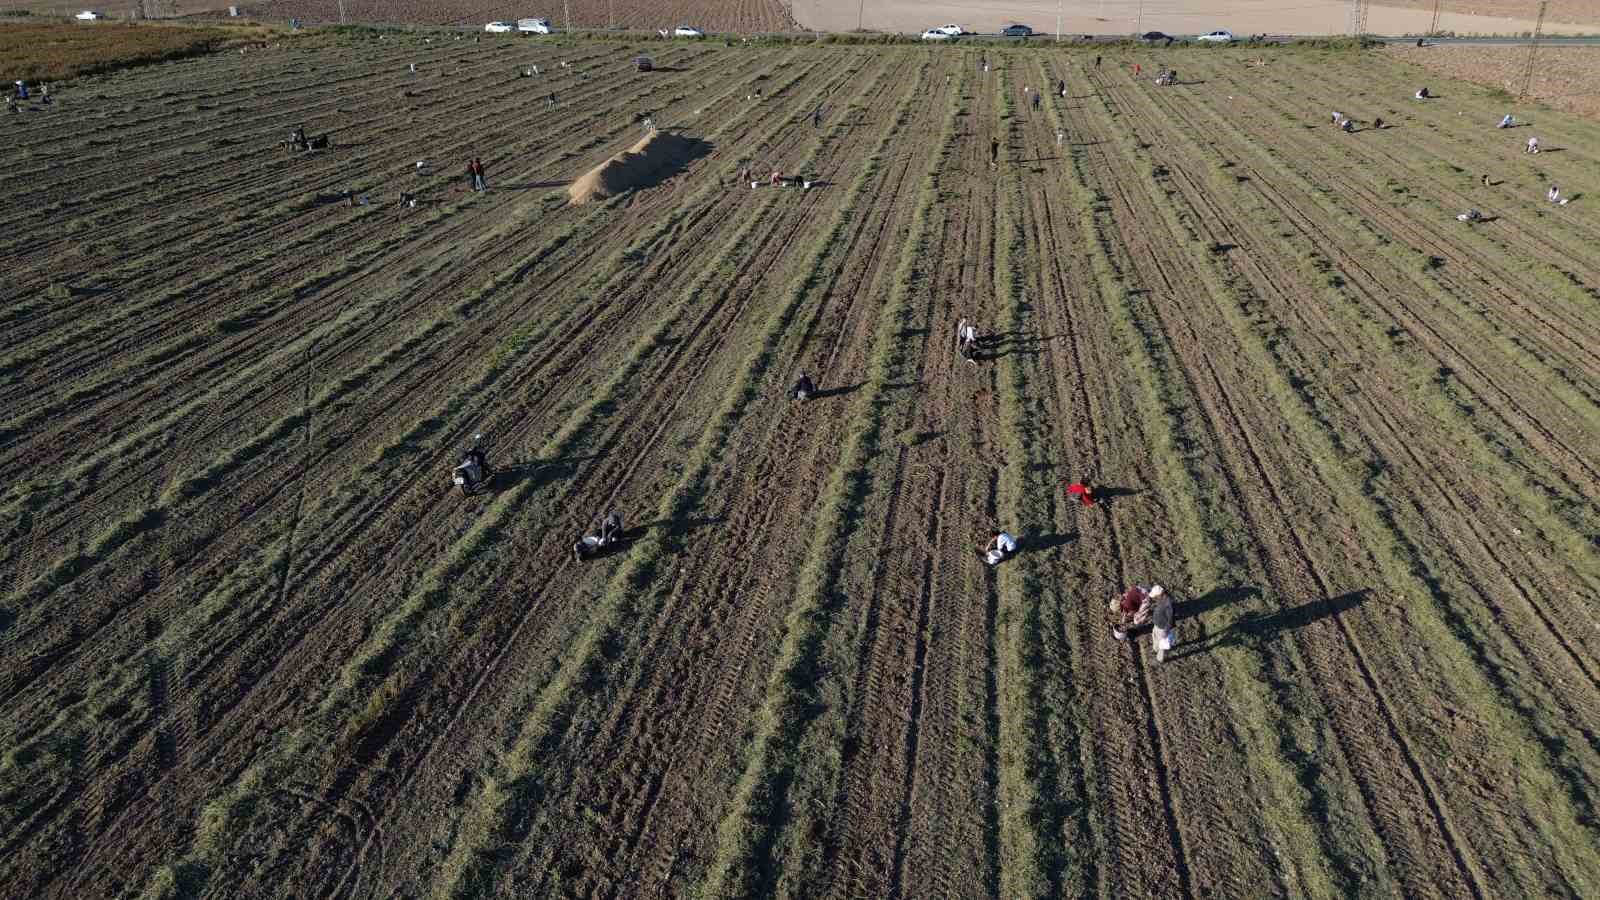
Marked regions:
[568,131,702,205]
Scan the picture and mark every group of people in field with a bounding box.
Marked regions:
[1333,87,1576,223]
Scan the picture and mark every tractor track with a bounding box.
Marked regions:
[1086,62,1494,898]
[0,49,849,713]
[299,56,927,899]
[15,47,876,890]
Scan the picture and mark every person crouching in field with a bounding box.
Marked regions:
[1110,584,1177,661]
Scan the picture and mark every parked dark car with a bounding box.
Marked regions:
[1141,31,1169,42]
[1002,24,1033,37]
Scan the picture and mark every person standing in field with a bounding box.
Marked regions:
[792,371,816,401]
[473,157,488,192]
[1148,586,1176,661]
[1032,91,1041,111]
[957,318,979,359]
[1133,62,1141,77]
[811,105,822,128]
[1095,55,1102,68]
[990,137,1000,169]
[1058,78,1066,98]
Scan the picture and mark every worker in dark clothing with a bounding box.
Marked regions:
[599,510,623,544]
[292,125,307,148]
[1057,78,1066,98]
[575,510,624,560]
[811,106,822,128]
[990,137,1000,169]
[792,371,816,402]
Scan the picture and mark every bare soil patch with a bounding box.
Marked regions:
[1392,44,1600,120]
[0,21,273,83]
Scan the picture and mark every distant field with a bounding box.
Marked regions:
[798,0,1596,37]
[242,0,797,32]
[1393,44,1600,120]
[0,21,274,83]
[0,1,237,16]
[4,33,1600,899]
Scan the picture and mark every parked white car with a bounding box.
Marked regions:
[1197,29,1234,43]
[75,9,103,19]
[484,21,515,33]
[517,17,552,33]
[934,24,963,35]
[674,25,705,37]
[921,29,955,41]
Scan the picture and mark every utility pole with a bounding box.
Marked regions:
[564,0,572,34]
[1134,0,1145,36]
[1347,0,1370,36]
[337,0,346,25]
[1519,1,1548,100]
[608,0,614,29]
[1056,0,1062,42]
[1428,0,1441,35]
[856,0,864,32]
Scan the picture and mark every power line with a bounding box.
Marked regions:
[1519,1,1548,100]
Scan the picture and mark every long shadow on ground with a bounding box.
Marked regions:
[1172,588,1372,659]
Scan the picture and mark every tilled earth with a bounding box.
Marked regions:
[2,36,1599,899]
[244,0,797,32]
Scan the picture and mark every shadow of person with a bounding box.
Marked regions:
[1173,588,1371,658]
[1095,485,1143,505]
[1024,532,1077,553]
[632,515,726,539]
[813,383,864,399]
[1183,584,1262,618]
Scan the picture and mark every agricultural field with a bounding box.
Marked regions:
[3,31,1600,900]
[244,0,798,33]
[1394,44,1600,120]
[0,21,278,84]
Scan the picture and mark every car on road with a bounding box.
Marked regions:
[1141,31,1170,42]
[1001,24,1033,37]
[674,25,705,37]
[933,24,963,35]
[517,17,552,34]
[921,28,956,41]
[1197,29,1234,43]
[484,21,514,33]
